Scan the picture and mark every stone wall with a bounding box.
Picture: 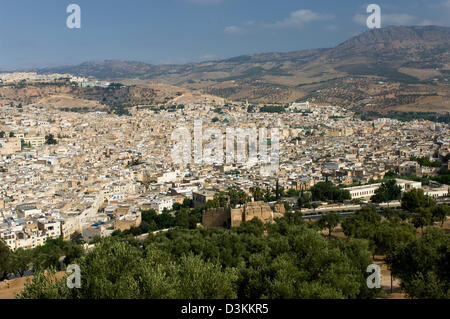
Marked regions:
[243,201,273,223]
[114,213,142,232]
[274,203,286,215]
[230,208,244,228]
[202,201,275,229]
[202,208,230,228]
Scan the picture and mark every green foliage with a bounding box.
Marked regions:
[411,208,433,232]
[4,238,83,279]
[115,206,202,239]
[227,187,251,208]
[236,219,265,236]
[207,187,250,209]
[317,212,342,237]
[382,208,410,222]
[342,206,381,254]
[411,156,443,168]
[250,187,265,202]
[386,228,450,299]
[247,105,256,113]
[361,111,450,123]
[9,248,33,276]
[433,169,450,185]
[139,209,175,233]
[16,200,448,299]
[126,159,144,167]
[373,222,416,255]
[45,134,58,145]
[286,188,300,197]
[237,227,377,299]
[401,188,435,213]
[19,216,379,299]
[18,268,72,299]
[432,204,450,227]
[250,185,282,203]
[343,206,419,259]
[371,180,402,203]
[0,240,11,280]
[259,105,285,113]
[297,191,312,208]
[311,181,351,202]
[380,170,450,186]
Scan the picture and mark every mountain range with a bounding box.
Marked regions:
[38,26,450,112]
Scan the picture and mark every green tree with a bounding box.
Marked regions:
[311,181,350,202]
[177,254,238,298]
[411,208,433,233]
[317,212,342,238]
[182,198,193,208]
[371,180,402,203]
[401,189,435,213]
[9,248,33,276]
[227,187,250,208]
[386,228,450,299]
[431,204,450,227]
[19,238,239,299]
[0,240,11,280]
[297,191,312,208]
[236,218,265,236]
[250,187,264,201]
[262,187,273,202]
[342,206,381,255]
[45,134,58,145]
[18,268,72,299]
[175,208,190,229]
[286,188,300,197]
[374,222,416,256]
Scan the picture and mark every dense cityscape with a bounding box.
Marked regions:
[0,0,449,305]
[0,71,448,300]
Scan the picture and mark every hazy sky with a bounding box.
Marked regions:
[0,0,449,69]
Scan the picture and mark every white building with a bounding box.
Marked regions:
[345,183,381,200]
[344,179,422,200]
[157,172,178,184]
[16,206,42,218]
[38,220,61,239]
[424,186,449,199]
[150,198,174,214]
[289,102,310,111]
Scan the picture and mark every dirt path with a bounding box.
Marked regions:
[0,276,32,299]
[0,272,65,299]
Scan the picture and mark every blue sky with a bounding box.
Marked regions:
[0,0,449,69]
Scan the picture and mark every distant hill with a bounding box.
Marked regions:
[39,26,450,112]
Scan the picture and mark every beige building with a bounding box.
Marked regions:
[0,138,21,155]
[202,201,274,228]
[193,191,216,208]
[23,136,45,147]
[399,161,421,177]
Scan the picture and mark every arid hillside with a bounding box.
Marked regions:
[38,26,450,113]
